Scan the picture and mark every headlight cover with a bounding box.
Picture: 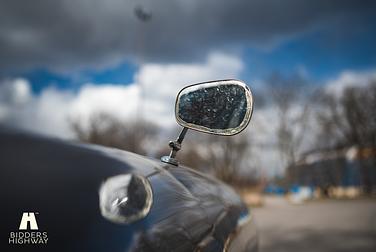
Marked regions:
[99,174,153,224]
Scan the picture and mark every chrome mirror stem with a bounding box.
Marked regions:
[160,127,188,166]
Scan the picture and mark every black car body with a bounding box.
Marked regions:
[0,79,258,251]
[0,127,257,252]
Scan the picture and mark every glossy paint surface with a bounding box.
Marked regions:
[0,127,257,251]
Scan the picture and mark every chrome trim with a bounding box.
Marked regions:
[99,174,153,224]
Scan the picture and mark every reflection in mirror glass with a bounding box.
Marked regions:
[99,174,153,224]
[178,84,248,131]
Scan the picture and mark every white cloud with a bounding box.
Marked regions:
[70,84,140,125]
[325,70,376,95]
[139,51,244,126]
[3,54,373,177]
[0,78,32,118]
[0,52,244,138]
[247,69,376,176]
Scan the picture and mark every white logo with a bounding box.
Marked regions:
[8,212,48,245]
[19,212,39,230]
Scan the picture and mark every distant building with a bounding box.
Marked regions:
[290,147,376,194]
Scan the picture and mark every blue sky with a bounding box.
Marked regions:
[11,30,376,94]
[243,27,376,82]
[18,61,138,94]
[1,0,375,94]
[7,19,376,93]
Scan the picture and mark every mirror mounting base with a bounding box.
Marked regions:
[160,127,188,166]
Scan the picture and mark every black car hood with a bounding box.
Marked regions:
[0,126,249,252]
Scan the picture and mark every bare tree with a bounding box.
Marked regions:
[155,126,254,186]
[178,132,254,185]
[71,112,256,186]
[315,81,376,192]
[71,112,159,155]
[266,73,313,180]
[316,81,376,149]
[207,134,250,183]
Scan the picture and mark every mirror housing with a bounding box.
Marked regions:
[175,79,253,136]
[161,79,254,166]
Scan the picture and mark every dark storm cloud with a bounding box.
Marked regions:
[0,0,375,73]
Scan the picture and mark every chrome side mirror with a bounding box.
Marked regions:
[175,79,253,135]
[161,79,253,166]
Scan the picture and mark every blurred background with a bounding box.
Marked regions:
[0,0,375,251]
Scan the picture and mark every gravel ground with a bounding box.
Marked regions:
[252,197,376,252]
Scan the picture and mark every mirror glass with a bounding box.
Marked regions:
[175,80,253,135]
